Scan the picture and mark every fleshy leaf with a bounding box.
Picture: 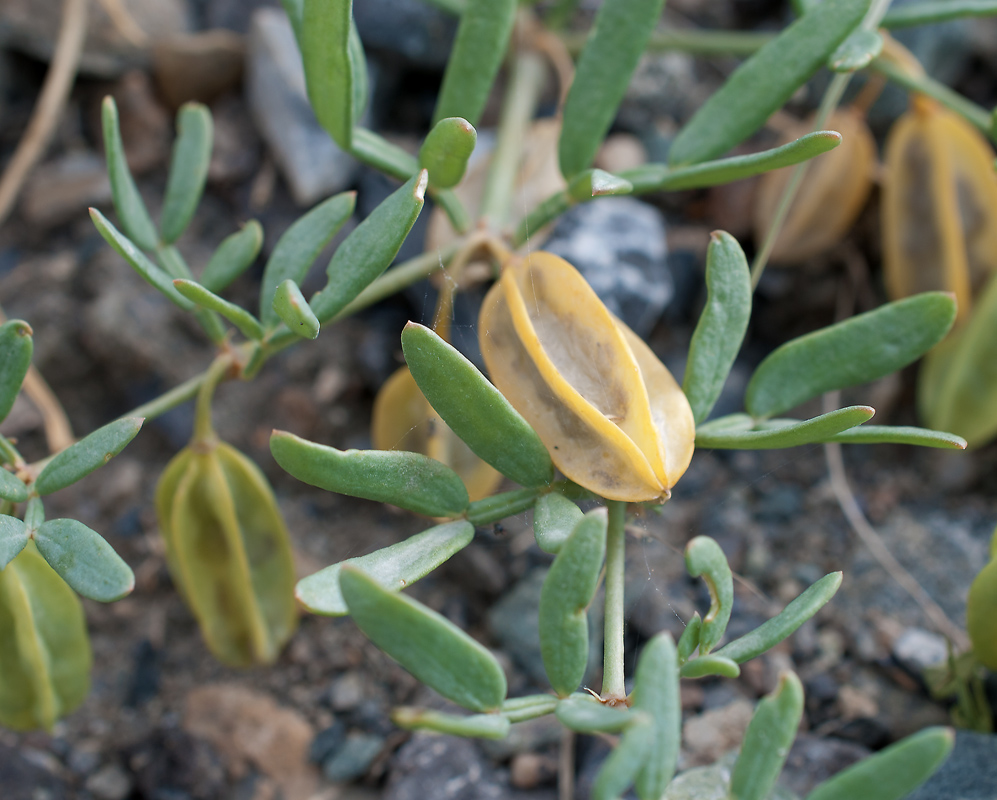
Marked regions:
[696,407,876,450]
[567,169,634,201]
[419,117,477,189]
[556,696,633,733]
[829,29,883,72]
[173,280,264,340]
[685,536,733,654]
[0,319,32,424]
[882,0,997,28]
[272,280,321,340]
[200,221,263,294]
[33,519,135,602]
[632,634,681,799]
[35,418,144,496]
[824,425,966,449]
[0,470,29,504]
[101,96,158,250]
[0,515,28,569]
[533,492,584,554]
[679,654,740,679]
[301,0,353,148]
[392,707,510,739]
[270,430,469,517]
[295,521,474,615]
[676,612,702,664]
[745,293,956,418]
[160,103,213,244]
[967,557,997,669]
[592,714,654,800]
[501,694,559,723]
[340,565,507,711]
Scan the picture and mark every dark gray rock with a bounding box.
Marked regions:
[892,627,949,675]
[543,197,672,339]
[352,0,457,67]
[778,734,871,797]
[321,732,385,783]
[0,743,67,800]
[384,734,508,800]
[908,731,997,800]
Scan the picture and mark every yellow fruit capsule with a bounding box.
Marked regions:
[755,108,876,264]
[372,366,503,503]
[883,95,997,321]
[967,528,997,670]
[479,252,694,503]
[0,542,91,731]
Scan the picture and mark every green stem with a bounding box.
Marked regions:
[467,486,545,526]
[128,371,209,423]
[192,355,233,443]
[479,49,548,229]
[602,499,627,702]
[512,190,572,248]
[0,434,23,468]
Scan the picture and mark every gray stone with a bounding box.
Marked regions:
[0,743,67,800]
[22,151,112,228]
[321,732,384,783]
[778,734,871,797]
[352,0,457,67]
[908,731,997,800]
[85,763,134,800]
[543,197,672,339]
[384,734,507,800]
[893,627,950,675]
[246,9,358,206]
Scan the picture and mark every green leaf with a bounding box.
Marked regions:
[632,634,680,799]
[882,0,997,28]
[160,103,213,244]
[730,672,804,800]
[622,131,842,193]
[468,486,546,527]
[829,29,882,72]
[340,565,507,711]
[805,727,953,800]
[679,654,740,679]
[567,169,634,201]
[668,0,870,165]
[715,572,842,663]
[539,510,607,696]
[0,515,28,569]
[35,417,144,496]
[558,0,666,178]
[746,293,956,418]
[432,0,517,127]
[296,520,474,615]
[676,612,702,664]
[259,191,355,327]
[592,714,654,800]
[0,319,32,424]
[101,96,158,251]
[392,707,511,739]
[401,322,554,488]
[272,280,321,340]
[696,406,875,450]
[201,221,263,294]
[419,117,477,189]
[684,536,733,654]
[302,0,353,148]
[23,497,43,532]
[280,0,304,41]
[824,425,966,449]
[348,19,369,123]
[683,231,752,424]
[533,492,584,554]
[89,209,195,311]
[310,172,428,323]
[270,430,469,517]
[0,470,28,504]
[173,280,264,340]
[501,694,559,722]
[33,519,135,602]
[556,696,633,733]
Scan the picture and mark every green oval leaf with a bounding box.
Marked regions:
[556,696,633,733]
[296,520,474,615]
[33,519,135,602]
[533,492,584,554]
[259,191,355,327]
[676,612,702,664]
[824,425,966,449]
[302,0,354,148]
[539,509,607,696]
[339,565,507,711]
[432,0,517,127]
[101,96,158,251]
[829,29,882,72]
[668,0,871,165]
[310,172,428,323]
[685,536,733,655]
[272,280,321,340]
[0,515,28,569]
[89,209,195,311]
[500,694,559,723]
[558,0,666,178]
[622,131,842,193]
[0,319,32,424]
[746,293,956,418]
[270,430,469,517]
[0,470,28,504]
[35,418,144,496]
[419,117,477,189]
[683,231,752,425]
[696,406,875,450]
[715,572,842,663]
[567,169,634,201]
[592,714,654,800]
[201,221,264,294]
[467,486,546,527]
[392,707,511,739]
[882,0,997,28]
[23,497,44,532]
[173,280,264,340]
[632,633,680,799]
[401,322,554,489]
[679,654,740,679]
[160,103,213,244]
[805,727,953,800]
[730,671,804,800]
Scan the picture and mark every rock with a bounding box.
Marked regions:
[479,714,563,761]
[543,197,672,339]
[310,722,348,765]
[329,672,366,712]
[510,753,558,790]
[778,734,870,798]
[85,763,133,800]
[320,732,385,783]
[106,70,173,174]
[893,627,949,675]
[152,30,245,109]
[206,94,263,184]
[352,0,457,67]
[907,730,997,800]
[21,151,112,228]
[384,734,508,800]
[681,699,755,767]
[0,0,189,77]
[661,757,798,800]
[0,743,67,800]
[203,0,281,34]
[126,725,228,799]
[246,8,359,206]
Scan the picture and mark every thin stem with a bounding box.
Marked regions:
[558,727,575,800]
[0,434,23,468]
[127,371,208,423]
[602,500,627,703]
[192,355,233,443]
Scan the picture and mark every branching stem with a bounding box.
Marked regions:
[602,499,628,702]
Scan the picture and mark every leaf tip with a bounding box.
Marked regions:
[415,169,429,201]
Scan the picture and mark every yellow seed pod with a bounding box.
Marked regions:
[479,252,694,503]
[967,528,997,670]
[883,95,997,320]
[754,107,876,264]
[0,542,91,731]
[156,440,298,667]
[372,366,503,503]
